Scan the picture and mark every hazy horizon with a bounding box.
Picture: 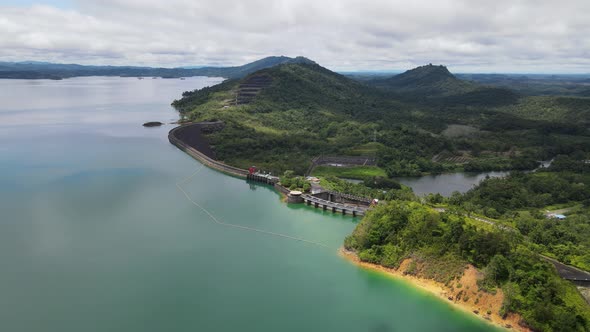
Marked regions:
[3,58,590,76]
[1,0,589,74]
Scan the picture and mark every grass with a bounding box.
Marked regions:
[463,216,497,232]
[570,257,590,272]
[242,120,287,135]
[312,165,387,180]
[543,251,590,273]
[542,202,581,211]
[563,278,590,323]
[343,142,384,156]
[415,251,466,283]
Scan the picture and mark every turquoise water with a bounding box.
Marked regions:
[0,77,499,332]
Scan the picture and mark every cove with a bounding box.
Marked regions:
[394,172,509,196]
[395,160,553,197]
[0,77,499,332]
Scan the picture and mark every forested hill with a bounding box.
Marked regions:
[191,56,316,79]
[367,64,473,96]
[172,61,443,173]
[0,56,314,80]
[345,197,590,331]
[173,61,407,120]
[172,60,589,176]
[366,64,520,107]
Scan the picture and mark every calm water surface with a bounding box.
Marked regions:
[395,172,509,196]
[0,77,499,332]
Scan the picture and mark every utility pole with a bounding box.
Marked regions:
[373,129,377,143]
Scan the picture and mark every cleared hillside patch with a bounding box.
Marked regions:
[312,165,387,179]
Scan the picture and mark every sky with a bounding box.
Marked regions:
[0,0,589,73]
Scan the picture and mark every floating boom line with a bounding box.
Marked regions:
[176,165,331,249]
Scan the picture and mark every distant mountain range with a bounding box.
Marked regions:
[0,56,316,80]
[3,56,590,98]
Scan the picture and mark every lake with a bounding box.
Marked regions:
[0,77,498,332]
[395,172,509,197]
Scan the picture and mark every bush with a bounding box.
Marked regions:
[405,260,418,275]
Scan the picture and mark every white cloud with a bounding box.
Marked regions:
[0,0,589,72]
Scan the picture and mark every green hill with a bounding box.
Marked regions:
[366,64,520,108]
[438,87,520,107]
[173,61,589,176]
[368,64,474,97]
[497,96,590,126]
[190,56,316,79]
[174,62,406,120]
[345,199,590,332]
[172,62,447,174]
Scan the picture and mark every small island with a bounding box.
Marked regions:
[142,121,163,127]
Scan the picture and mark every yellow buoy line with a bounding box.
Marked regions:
[176,164,331,249]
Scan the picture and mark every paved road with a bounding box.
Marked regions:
[541,255,590,282]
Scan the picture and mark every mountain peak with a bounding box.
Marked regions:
[218,56,317,78]
[289,56,316,65]
[369,63,472,97]
[252,55,316,66]
[398,64,455,82]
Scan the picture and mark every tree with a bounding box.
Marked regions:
[485,255,512,285]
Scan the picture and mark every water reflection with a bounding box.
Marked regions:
[394,171,509,196]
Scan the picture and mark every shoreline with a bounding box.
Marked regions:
[168,123,356,212]
[169,123,528,330]
[339,248,530,332]
[168,123,295,185]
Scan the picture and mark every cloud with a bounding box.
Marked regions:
[0,0,589,73]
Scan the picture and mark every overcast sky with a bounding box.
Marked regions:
[1,0,589,73]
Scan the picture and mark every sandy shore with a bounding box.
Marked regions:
[339,248,531,332]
